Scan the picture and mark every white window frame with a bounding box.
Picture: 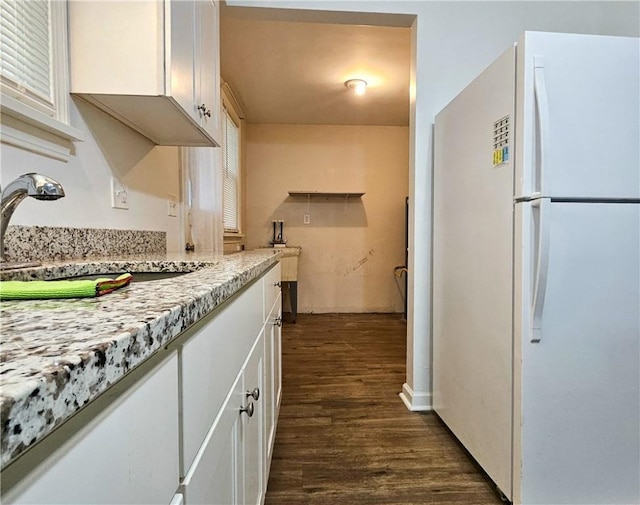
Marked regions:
[222,90,242,235]
[0,0,82,161]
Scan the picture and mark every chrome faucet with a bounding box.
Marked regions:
[1,173,65,262]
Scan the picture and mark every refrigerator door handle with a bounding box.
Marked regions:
[533,55,549,196]
[531,198,551,342]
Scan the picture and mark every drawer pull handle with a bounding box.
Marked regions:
[274,316,283,327]
[240,402,254,417]
[274,281,281,288]
[246,387,260,401]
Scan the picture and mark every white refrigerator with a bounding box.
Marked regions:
[432,32,639,505]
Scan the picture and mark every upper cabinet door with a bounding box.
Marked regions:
[168,0,197,126]
[195,0,222,143]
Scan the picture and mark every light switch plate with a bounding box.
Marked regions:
[167,194,178,217]
[111,177,129,210]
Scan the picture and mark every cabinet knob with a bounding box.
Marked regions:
[246,387,260,401]
[274,316,283,327]
[197,103,211,118]
[240,402,254,418]
[274,281,281,288]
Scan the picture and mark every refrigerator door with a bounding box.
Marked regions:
[514,200,640,504]
[433,46,515,498]
[515,32,639,200]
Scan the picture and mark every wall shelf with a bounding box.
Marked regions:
[287,191,365,198]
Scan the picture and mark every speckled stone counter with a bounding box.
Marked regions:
[3,226,166,263]
[0,250,280,469]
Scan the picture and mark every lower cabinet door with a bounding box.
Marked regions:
[264,314,274,465]
[2,352,180,505]
[264,294,282,468]
[272,298,282,418]
[243,329,265,505]
[182,371,244,505]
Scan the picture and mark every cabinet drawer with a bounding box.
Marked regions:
[178,278,262,477]
[263,262,281,320]
[2,352,180,505]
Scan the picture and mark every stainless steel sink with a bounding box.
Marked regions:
[63,272,190,283]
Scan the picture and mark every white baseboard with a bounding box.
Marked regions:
[399,382,432,411]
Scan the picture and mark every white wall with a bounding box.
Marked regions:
[227,0,640,411]
[244,123,409,313]
[1,98,182,252]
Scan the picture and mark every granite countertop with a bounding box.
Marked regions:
[0,250,280,469]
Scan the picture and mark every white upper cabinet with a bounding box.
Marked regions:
[68,0,221,147]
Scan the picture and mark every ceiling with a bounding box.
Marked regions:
[219,4,411,126]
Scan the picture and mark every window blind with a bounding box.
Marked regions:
[222,106,240,232]
[0,0,54,113]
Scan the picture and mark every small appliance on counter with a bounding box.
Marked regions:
[270,220,287,247]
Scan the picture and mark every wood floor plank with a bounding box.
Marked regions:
[265,314,503,505]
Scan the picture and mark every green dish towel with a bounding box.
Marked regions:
[0,273,133,300]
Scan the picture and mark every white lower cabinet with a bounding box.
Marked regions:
[178,263,281,505]
[262,264,283,486]
[2,351,180,505]
[1,263,281,505]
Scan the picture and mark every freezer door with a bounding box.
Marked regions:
[433,46,515,499]
[515,32,639,199]
[514,201,640,504]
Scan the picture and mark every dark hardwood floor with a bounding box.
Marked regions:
[265,313,504,505]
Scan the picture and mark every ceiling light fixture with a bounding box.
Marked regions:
[345,79,367,96]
